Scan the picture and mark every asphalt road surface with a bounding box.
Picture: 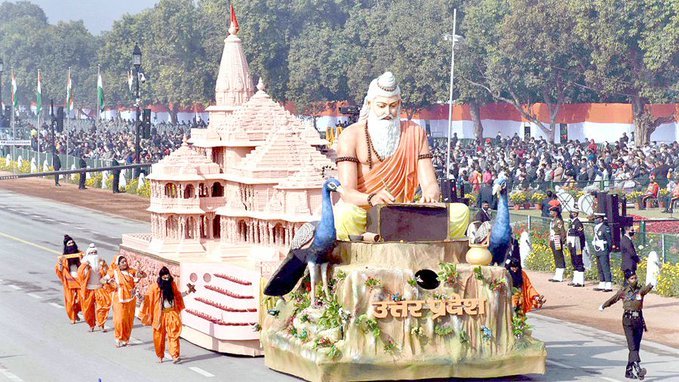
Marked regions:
[1,189,678,382]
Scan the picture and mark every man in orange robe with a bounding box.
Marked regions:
[56,235,83,323]
[335,72,440,239]
[506,248,545,315]
[140,266,186,363]
[102,255,146,347]
[96,259,113,332]
[77,243,102,331]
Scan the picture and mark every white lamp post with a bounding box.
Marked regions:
[443,9,464,180]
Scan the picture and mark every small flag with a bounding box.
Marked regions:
[230,4,240,34]
[97,66,105,113]
[11,69,18,109]
[127,69,134,92]
[66,67,74,113]
[36,69,42,115]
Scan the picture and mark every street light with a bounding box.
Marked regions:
[443,9,464,181]
[133,43,142,176]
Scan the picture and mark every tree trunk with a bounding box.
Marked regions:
[470,100,484,141]
[631,95,674,146]
[168,104,179,125]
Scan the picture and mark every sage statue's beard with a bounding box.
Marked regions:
[367,108,401,159]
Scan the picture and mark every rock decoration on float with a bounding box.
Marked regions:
[260,204,546,382]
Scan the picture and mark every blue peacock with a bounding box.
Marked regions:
[488,175,512,265]
[264,177,343,306]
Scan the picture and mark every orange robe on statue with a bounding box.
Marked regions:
[55,255,83,323]
[512,270,542,314]
[140,282,185,360]
[357,121,428,204]
[106,263,139,345]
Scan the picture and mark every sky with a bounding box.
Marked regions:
[25,0,160,35]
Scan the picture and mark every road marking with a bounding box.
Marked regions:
[0,231,61,255]
[8,285,21,290]
[0,367,23,382]
[49,303,63,309]
[130,337,143,345]
[600,377,623,382]
[27,293,42,299]
[546,359,574,369]
[189,367,215,378]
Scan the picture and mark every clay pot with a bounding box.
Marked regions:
[466,244,493,266]
[534,203,541,210]
[513,205,521,210]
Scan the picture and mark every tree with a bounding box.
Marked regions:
[574,0,679,145]
[463,0,587,143]
[342,0,459,120]
[457,0,509,140]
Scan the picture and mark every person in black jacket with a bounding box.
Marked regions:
[78,156,87,190]
[112,157,121,193]
[477,180,496,210]
[620,226,640,276]
[475,201,492,223]
[541,191,554,218]
[592,213,613,292]
[53,153,61,186]
[566,209,586,287]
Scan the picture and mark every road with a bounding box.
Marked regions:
[0,189,678,382]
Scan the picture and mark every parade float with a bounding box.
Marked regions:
[119,9,545,380]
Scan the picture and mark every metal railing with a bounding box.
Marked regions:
[508,213,678,264]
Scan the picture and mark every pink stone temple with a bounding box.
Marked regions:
[120,15,335,356]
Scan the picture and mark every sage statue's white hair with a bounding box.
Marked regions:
[358,71,401,122]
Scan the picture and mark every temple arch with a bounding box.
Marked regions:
[165,183,178,198]
[212,182,224,197]
[184,184,195,199]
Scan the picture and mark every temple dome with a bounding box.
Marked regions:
[147,138,221,181]
[213,25,255,110]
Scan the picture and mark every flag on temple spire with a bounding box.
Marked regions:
[36,69,42,115]
[97,65,104,113]
[66,67,74,113]
[11,69,18,109]
[229,4,240,35]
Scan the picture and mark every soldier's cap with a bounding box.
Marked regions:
[570,208,580,213]
[549,205,561,212]
[624,269,637,280]
[594,212,606,217]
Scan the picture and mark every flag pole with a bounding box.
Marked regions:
[65,67,70,171]
[97,65,100,122]
[36,69,42,170]
[11,71,16,175]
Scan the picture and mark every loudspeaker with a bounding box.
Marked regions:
[524,125,531,140]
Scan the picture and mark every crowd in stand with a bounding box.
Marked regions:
[10,116,196,164]
[430,132,679,212]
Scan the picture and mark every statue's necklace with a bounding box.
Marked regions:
[364,121,383,170]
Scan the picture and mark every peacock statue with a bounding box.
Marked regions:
[489,175,512,265]
[264,177,343,306]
